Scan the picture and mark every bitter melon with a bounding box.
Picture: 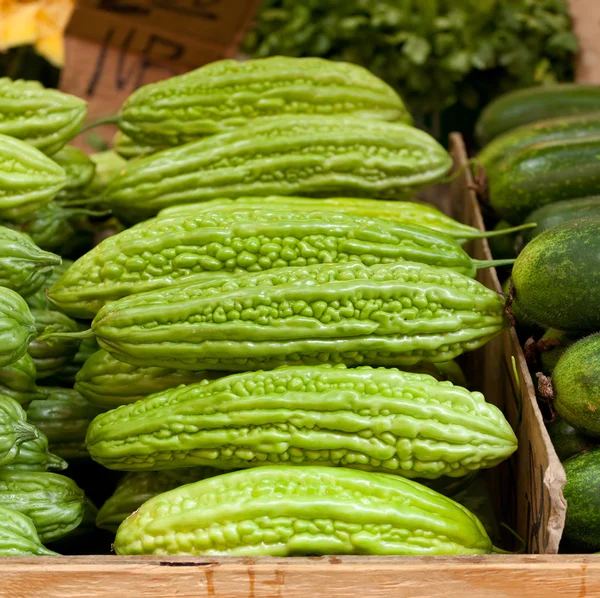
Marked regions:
[104,116,452,222]
[114,466,496,556]
[0,287,36,367]
[47,209,510,318]
[118,57,412,147]
[0,505,58,556]
[4,433,67,472]
[0,395,39,466]
[0,354,45,405]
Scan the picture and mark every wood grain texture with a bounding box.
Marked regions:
[569,0,600,83]
[0,555,599,598]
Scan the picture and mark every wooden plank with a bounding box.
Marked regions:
[570,0,600,83]
[1,555,599,597]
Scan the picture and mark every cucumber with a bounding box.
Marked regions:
[563,448,600,551]
[552,333,600,437]
[546,418,597,462]
[478,112,600,175]
[490,136,600,223]
[488,220,518,260]
[523,196,600,243]
[475,84,600,145]
[512,217,600,331]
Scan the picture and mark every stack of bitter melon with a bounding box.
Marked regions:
[0,56,520,557]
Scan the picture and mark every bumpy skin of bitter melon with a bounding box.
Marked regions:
[0,353,46,406]
[75,349,220,408]
[104,115,452,223]
[27,388,106,461]
[112,131,163,161]
[86,261,509,372]
[114,466,493,556]
[4,433,68,472]
[97,468,219,533]
[0,225,61,296]
[86,364,517,476]
[86,151,128,196]
[158,196,496,243]
[0,504,58,556]
[118,56,412,147]
[0,78,87,156]
[0,471,86,543]
[26,259,73,311]
[0,395,40,466]
[28,310,81,379]
[0,133,67,220]
[0,288,37,368]
[48,209,480,318]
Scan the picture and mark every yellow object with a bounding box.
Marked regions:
[0,0,75,66]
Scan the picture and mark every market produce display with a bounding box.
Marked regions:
[0,56,519,558]
[476,81,600,555]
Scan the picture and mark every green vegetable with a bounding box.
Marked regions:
[487,220,518,261]
[0,395,39,466]
[243,1,577,121]
[47,335,99,387]
[62,261,509,372]
[523,196,600,243]
[512,217,600,330]
[112,131,162,160]
[4,434,68,472]
[552,334,600,437]
[490,136,600,223]
[75,349,219,409]
[0,471,86,543]
[0,287,36,367]
[97,468,219,533]
[476,85,600,145]
[52,146,96,197]
[158,196,534,245]
[48,209,511,319]
[563,448,600,551]
[0,226,60,296]
[28,310,81,379]
[400,360,467,387]
[0,78,87,155]
[0,354,45,406]
[0,133,67,219]
[119,56,411,146]
[538,329,578,375]
[478,112,600,175]
[0,505,58,556]
[86,364,517,476]
[114,466,496,556]
[546,417,596,462]
[104,115,452,223]
[25,259,73,311]
[86,151,128,196]
[27,388,106,461]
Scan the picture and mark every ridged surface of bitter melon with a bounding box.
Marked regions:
[0,471,86,542]
[0,133,67,220]
[0,226,61,296]
[0,78,87,155]
[75,349,219,408]
[0,354,46,405]
[4,433,67,472]
[0,396,39,466]
[0,505,58,556]
[52,146,96,194]
[97,468,219,533]
[104,116,452,222]
[86,364,517,477]
[48,209,478,318]
[119,57,412,146]
[114,466,493,556]
[87,261,508,371]
[0,287,36,368]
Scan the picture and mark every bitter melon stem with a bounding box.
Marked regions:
[491,523,526,554]
[465,222,536,240]
[37,328,94,345]
[472,258,516,269]
[76,116,120,136]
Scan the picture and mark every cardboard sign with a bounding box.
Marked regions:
[569,0,600,83]
[60,0,260,151]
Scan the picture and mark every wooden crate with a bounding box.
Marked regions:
[0,134,589,596]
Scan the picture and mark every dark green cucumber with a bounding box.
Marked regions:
[478,112,600,174]
[487,220,518,260]
[563,448,600,551]
[523,196,600,243]
[476,84,600,145]
[512,217,600,331]
[490,136,600,223]
[546,418,597,462]
[552,334,600,437]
